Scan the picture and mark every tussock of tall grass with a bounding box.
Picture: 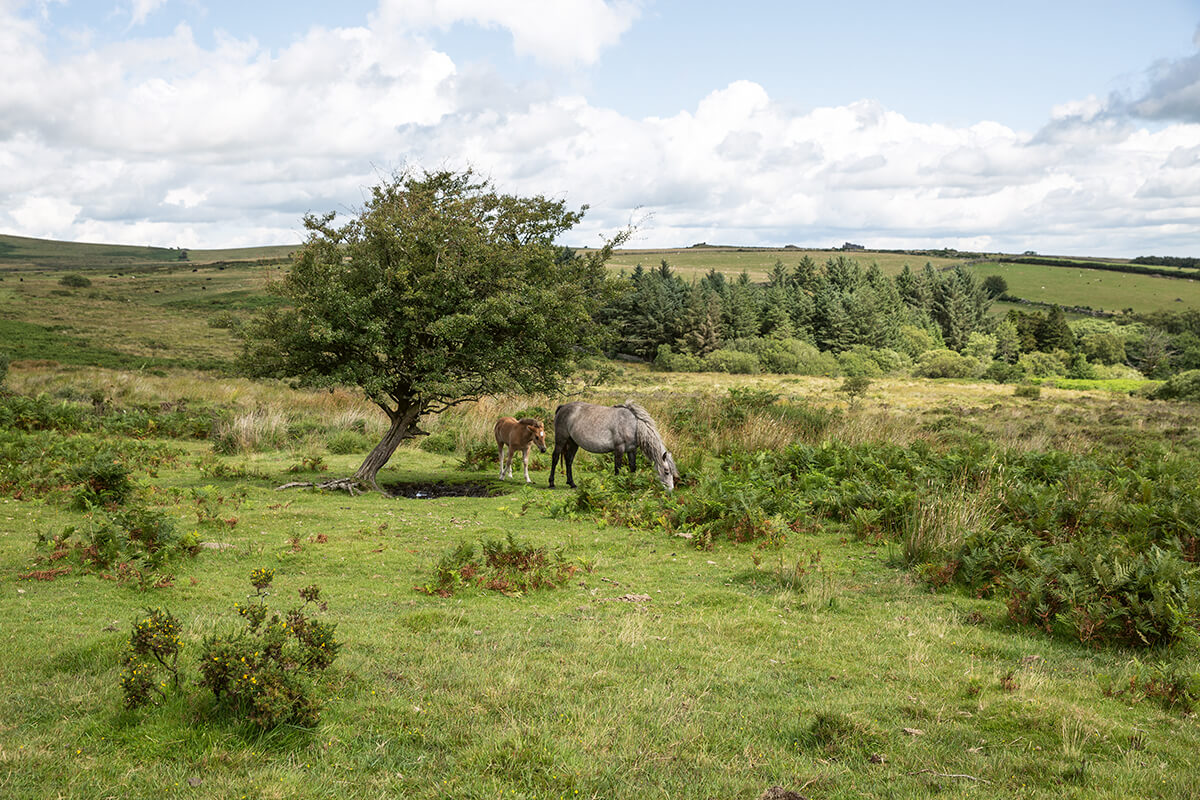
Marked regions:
[902,472,999,567]
[330,407,389,438]
[213,407,289,454]
[827,409,927,448]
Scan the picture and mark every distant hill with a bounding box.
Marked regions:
[0,233,297,271]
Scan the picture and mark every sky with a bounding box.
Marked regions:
[3,0,1200,257]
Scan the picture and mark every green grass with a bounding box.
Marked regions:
[3,363,1200,799]
[3,236,1200,798]
[4,442,1199,799]
[0,233,296,271]
[967,261,1200,315]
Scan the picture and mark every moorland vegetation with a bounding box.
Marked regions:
[1,175,1199,798]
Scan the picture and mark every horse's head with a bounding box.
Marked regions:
[527,420,547,453]
[654,450,678,492]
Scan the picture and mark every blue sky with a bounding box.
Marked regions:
[3,0,1200,255]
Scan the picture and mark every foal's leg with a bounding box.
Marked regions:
[521,444,533,483]
[497,443,506,479]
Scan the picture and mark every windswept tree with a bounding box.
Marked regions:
[241,168,627,493]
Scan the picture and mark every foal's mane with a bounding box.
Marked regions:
[618,400,668,462]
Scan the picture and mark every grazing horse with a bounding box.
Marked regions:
[549,400,678,491]
[494,417,547,483]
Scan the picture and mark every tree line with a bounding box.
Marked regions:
[597,255,1200,382]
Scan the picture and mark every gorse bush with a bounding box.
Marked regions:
[59,273,92,288]
[120,572,341,729]
[120,607,182,709]
[198,571,341,728]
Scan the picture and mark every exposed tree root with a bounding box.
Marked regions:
[275,477,377,495]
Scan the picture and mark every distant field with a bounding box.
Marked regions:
[0,233,296,270]
[4,235,1199,319]
[966,260,1200,315]
[601,247,966,281]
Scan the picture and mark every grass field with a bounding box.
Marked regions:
[966,261,1200,315]
[0,233,296,270]
[4,360,1200,799]
[2,236,1200,799]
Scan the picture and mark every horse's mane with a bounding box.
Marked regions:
[618,400,668,462]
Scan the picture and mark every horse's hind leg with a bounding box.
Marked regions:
[612,451,623,475]
[564,443,580,488]
[498,444,507,479]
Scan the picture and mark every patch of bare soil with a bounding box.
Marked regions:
[384,481,497,499]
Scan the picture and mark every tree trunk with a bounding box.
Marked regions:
[351,403,423,490]
[276,401,422,495]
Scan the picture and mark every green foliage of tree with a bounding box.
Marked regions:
[930,266,991,351]
[982,274,1008,298]
[240,169,625,490]
[1036,305,1075,353]
[993,319,1021,364]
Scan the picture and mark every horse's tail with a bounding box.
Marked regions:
[620,400,666,460]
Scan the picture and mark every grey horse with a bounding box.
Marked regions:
[548,400,678,491]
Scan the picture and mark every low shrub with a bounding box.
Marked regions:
[207,311,241,330]
[416,533,582,597]
[1018,351,1067,378]
[653,345,704,372]
[1,430,177,501]
[913,349,980,379]
[562,438,1200,648]
[457,441,497,471]
[417,429,458,455]
[1153,369,1200,401]
[197,571,341,727]
[59,273,92,289]
[121,571,341,729]
[702,349,760,374]
[1014,384,1041,399]
[67,451,135,509]
[120,607,182,708]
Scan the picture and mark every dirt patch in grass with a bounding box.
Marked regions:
[385,481,497,499]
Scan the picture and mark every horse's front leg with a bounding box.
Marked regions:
[522,444,533,483]
[549,441,565,488]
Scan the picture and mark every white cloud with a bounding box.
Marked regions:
[128,0,168,27]
[1,2,1199,256]
[372,0,641,67]
[164,186,206,208]
[9,196,81,237]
